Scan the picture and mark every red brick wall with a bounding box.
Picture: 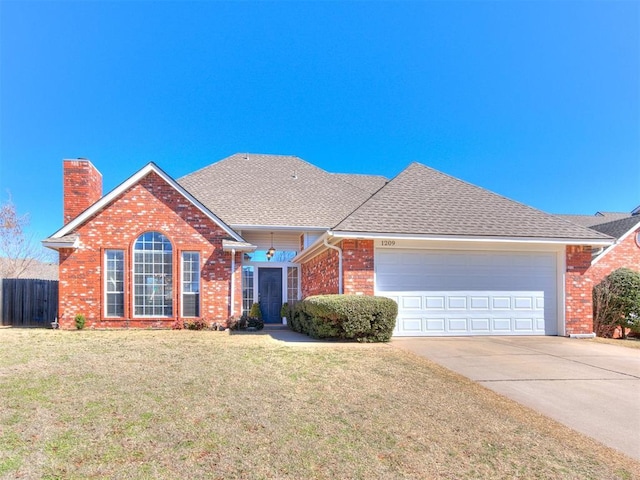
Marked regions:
[587,226,640,286]
[565,230,640,336]
[586,226,640,337]
[58,171,239,329]
[63,160,102,224]
[300,239,374,298]
[301,248,339,297]
[565,245,595,335]
[342,239,374,295]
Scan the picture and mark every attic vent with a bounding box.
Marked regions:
[292,171,298,179]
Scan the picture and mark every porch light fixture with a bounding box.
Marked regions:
[267,232,276,261]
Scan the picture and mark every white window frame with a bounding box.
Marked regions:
[181,251,200,318]
[133,232,173,317]
[105,249,125,317]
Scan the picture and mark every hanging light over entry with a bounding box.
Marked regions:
[267,232,276,261]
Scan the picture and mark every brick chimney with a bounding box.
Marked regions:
[63,159,103,224]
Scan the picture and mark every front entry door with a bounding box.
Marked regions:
[258,268,282,324]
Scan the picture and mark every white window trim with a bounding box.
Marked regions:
[181,251,200,318]
[104,249,125,318]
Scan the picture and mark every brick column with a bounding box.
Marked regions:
[342,239,374,295]
[565,245,593,335]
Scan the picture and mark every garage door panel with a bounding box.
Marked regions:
[376,248,558,336]
[470,297,490,309]
[425,296,445,309]
[425,318,445,332]
[470,318,490,332]
[401,317,424,332]
[401,296,422,310]
[448,318,468,331]
[493,318,512,331]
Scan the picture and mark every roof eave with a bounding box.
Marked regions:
[292,232,332,263]
[41,237,80,251]
[591,220,640,266]
[328,231,615,246]
[231,224,329,232]
[222,239,258,252]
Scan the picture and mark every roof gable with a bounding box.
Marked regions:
[45,163,243,242]
[178,153,376,228]
[589,216,640,241]
[333,162,613,242]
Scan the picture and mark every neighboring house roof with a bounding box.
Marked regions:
[43,162,244,248]
[332,162,612,242]
[0,257,58,280]
[557,212,633,228]
[589,216,640,241]
[178,153,376,229]
[331,173,388,195]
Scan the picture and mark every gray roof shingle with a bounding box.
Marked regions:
[557,212,632,228]
[331,173,388,195]
[178,153,375,228]
[333,162,612,241]
[589,216,640,240]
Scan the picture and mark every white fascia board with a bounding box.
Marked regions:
[49,163,244,242]
[41,237,80,251]
[222,240,257,252]
[328,231,614,247]
[231,224,329,232]
[591,220,640,266]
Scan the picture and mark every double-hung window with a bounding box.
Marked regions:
[181,252,200,317]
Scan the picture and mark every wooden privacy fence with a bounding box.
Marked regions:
[1,278,59,327]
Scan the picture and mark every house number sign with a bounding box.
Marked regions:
[381,240,396,247]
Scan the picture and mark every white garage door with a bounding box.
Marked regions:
[375,249,558,336]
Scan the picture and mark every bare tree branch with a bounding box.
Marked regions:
[0,193,51,278]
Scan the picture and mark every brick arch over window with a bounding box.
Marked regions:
[133,231,173,317]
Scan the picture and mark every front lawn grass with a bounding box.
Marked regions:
[1,329,638,479]
[589,336,640,349]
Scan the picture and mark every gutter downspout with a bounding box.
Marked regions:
[230,249,236,317]
[323,237,343,294]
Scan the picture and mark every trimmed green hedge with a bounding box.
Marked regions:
[289,295,397,342]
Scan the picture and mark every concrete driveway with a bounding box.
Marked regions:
[392,336,640,460]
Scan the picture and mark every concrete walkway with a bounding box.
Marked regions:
[392,336,640,460]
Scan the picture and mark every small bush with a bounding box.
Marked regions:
[171,319,184,330]
[294,295,397,342]
[248,317,264,330]
[249,303,262,320]
[184,319,208,330]
[74,314,86,330]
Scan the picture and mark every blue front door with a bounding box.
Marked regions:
[258,268,282,323]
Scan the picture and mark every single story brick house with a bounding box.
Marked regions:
[44,153,618,336]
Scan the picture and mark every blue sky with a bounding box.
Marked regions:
[1,1,638,246]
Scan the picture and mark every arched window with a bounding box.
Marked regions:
[133,232,173,317]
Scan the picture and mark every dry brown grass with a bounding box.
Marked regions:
[589,337,640,349]
[1,329,638,479]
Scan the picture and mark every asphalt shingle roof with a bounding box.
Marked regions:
[557,213,632,228]
[589,216,640,240]
[331,173,388,195]
[333,162,612,240]
[178,153,376,228]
